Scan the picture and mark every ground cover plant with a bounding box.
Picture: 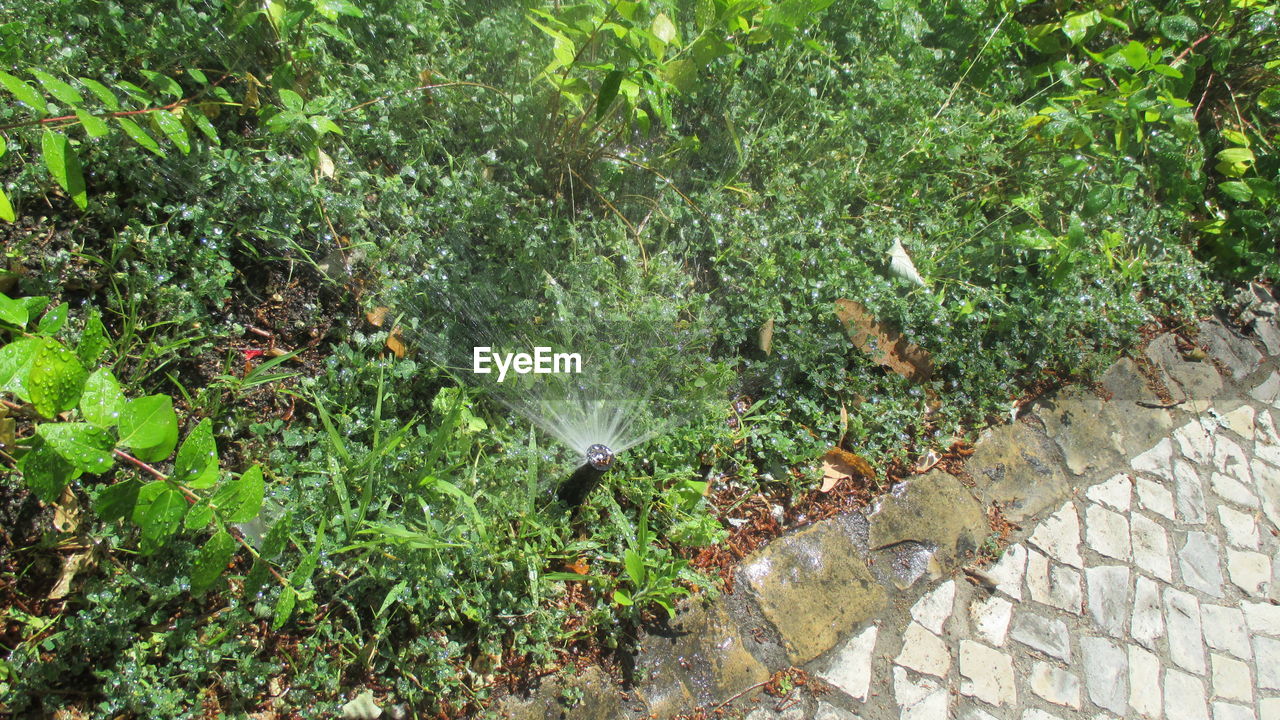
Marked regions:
[0,0,1276,716]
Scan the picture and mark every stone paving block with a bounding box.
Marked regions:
[1198,319,1262,379]
[1210,653,1253,703]
[1132,574,1166,651]
[1218,504,1260,550]
[1257,413,1280,467]
[1260,697,1280,720]
[1087,473,1133,512]
[1212,471,1260,509]
[1201,604,1254,660]
[893,666,948,720]
[869,470,987,577]
[1129,644,1162,719]
[1251,458,1280,531]
[1252,372,1280,405]
[1146,332,1222,403]
[815,625,877,702]
[968,422,1073,522]
[1087,503,1131,561]
[1215,435,1255,485]
[1223,405,1257,441]
[813,701,859,720]
[958,639,1017,707]
[988,543,1027,601]
[1165,669,1211,720]
[963,708,1001,720]
[970,595,1012,647]
[1026,548,1083,613]
[1082,636,1129,715]
[1212,702,1256,720]
[1011,611,1072,662]
[1086,565,1131,638]
[1029,502,1084,568]
[1243,601,1280,636]
[910,579,955,635]
[1165,587,1207,675]
[1176,460,1209,524]
[1180,532,1226,598]
[1135,438,1177,480]
[1021,711,1066,720]
[1175,419,1216,464]
[741,517,886,664]
[1227,549,1272,597]
[1030,660,1081,709]
[1257,636,1280,690]
[1132,512,1174,582]
[1137,477,1179,521]
[894,621,951,678]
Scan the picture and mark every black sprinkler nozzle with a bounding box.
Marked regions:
[558,443,615,507]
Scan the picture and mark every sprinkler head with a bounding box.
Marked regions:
[585,443,615,471]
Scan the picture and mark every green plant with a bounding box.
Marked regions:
[609,503,693,618]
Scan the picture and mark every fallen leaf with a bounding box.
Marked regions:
[819,447,875,492]
[48,546,96,599]
[834,299,933,383]
[914,449,940,473]
[887,237,928,289]
[316,148,335,179]
[759,318,774,356]
[52,486,81,533]
[566,558,590,575]
[342,690,382,720]
[838,403,849,444]
[385,326,406,358]
[366,306,388,327]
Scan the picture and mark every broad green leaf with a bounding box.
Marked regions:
[74,109,111,138]
[0,337,41,399]
[1218,181,1253,202]
[190,530,237,595]
[27,338,88,417]
[1061,10,1100,44]
[306,115,342,137]
[0,188,13,222]
[116,117,166,157]
[173,418,219,489]
[95,478,140,521]
[76,309,110,366]
[278,88,305,111]
[191,109,220,144]
[1222,128,1250,147]
[651,12,677,45]
[38,422,114,473]
[1151,64,1183,78]
[595,69,625,120]
[623,548,645,585]
[184,498,214,530]
[272,586,297,629]
[139,70,183,99]
[79,77,121,111]
[117,395,178,461]
[37,302,68,334]
[21,438,80,502]
[152,110,190,154]
[133,481,185,553]
[80,368,124,428]
[115,80,154,105]
[18,296,48,318]
[612,588,633,606]
[1159,14,1198,43]
[1215,147,1256,177]
[1119,41,1149,71]
[212,464,265,523]
[40,131,88,210]
[186,68,208,84]
[0,70,45,114]
[0,292,29,327]
[1260,86,1280,113]
[31,69,83,107]
[315,0,364,19]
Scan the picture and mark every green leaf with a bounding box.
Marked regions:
[612,588,633,606]
[174,418,219,489]
[272,586,297,629]
[21,438,79,502]
[184,498,214,530]
[0,337,41,398]
[0,292,29,327]
[117,395,178,461]
[40,131,88,210]
[190,530,237,595]
[1222,128,1250,147]
[0,188,13,223]
[80,368,124,428]
[191,109,220,144]
[116,117,166,157]
[75,109,111,138]
[1120,41,1149,71]
[1151,64,1183,78]
[1061,10,1100,44]
[95,478,140,521]
[595,69,625,120]
[1260,86,1280,113]
[651,12,677,45]
[38,302,68,334]
[278,88,305,111]
[212,464,265,522]
[27,338,88,417]
[306,115,343,137]
[1159,14,1198,43]
[76,310,110,366]
[37,422,115,473]
[1215,147,1256,177]
[152,110,190,154]
[623,548,646,586]
[259,510,292,559]
[133,481,185,553]
[186,68,208,84]
[31,69,83,107]
[315,0,364,19]
[139,70,183,100]
[1218,181,1253,202]
[79,78,121,111]
[0,70,45,114]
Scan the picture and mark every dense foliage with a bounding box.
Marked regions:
[0,0,1275,716]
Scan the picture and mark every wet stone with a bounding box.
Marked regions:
[1034,388,1126,476]
[1128,644,1162,719]
[1103,357,1164,405]
[1165,587,1207,675]
[497,665,622,720]
[1201,604,1253,660]
[816,625,877,702]
[1010,612,1071,662]
[1029,660,1081,709]
[968,422,1072,522]
[742,517,886,665]
[1086,565,1131,638]
[1081,636,1129,715]
[1178,531,1225,598]
[1132,574,1166,651]
[869,470,986,577]
[1165,669,1210,720]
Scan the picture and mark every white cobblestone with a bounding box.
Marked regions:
[1165,669,1210,720]
[1259,697,1280,720]
[1087,474,1133,512]
[1176,460,1209,524]
[958,639,1017,707]
[1086,503,1131,561]
[1179,531,1225,598]
[1202,604,1254,660]
[1211,471,1259,508]
[1086,565,1131,638]
[893,666,949,720]
[969,595,1012,647]
[1210,653,1253,703]
[1212,702,1256,720]
[1132,574,1166,651]
[1227,550,1272,597]
[1218,505,1260,550]
[1165,587,1207,675]
[1082,636,1128,715]
[1029,660,1080,709]
[1257,637,1280,690]
[817,625,877,701]
[1129,644,1162,719]
[1132,512,1174,582]
[1135,438,1177,479]
[1137,476,1179,521]
[911,580,956,635]
[1175,419,1216,464]
[1215,436,1254,485]
[1243,601,1280,636]
[1010,612,1072,662]
[1029,502,1083,568]
[1223,405,1256,440]
[989,543,1028,601]
[894,621,950,678]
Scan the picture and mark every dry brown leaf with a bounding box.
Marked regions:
[838,403,849,443]
[566,558,590,575]
[834,299,933,383]
[316,148,336,180]
[48,547,96,599]
[759,317,775,356]
[385,326,406,358]
[819,447,875,492]
[365,306,389,327]
[914,449,941,473]
[53,486,81,533]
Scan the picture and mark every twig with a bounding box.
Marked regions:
[711,678,773,711]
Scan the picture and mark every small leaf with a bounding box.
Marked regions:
[190,530,237,595]
[95,478,141,522]
[38,302,69,334]
[315,0,364,19]
[0,70,46,114]
[79,77,121,111]
[595,69,625,120]
[76,309,110,366]
[152,110,191,154]
[278,88,305,111]
[212,464,265,522]
[80,368,124,428]
[191,108,220,144]
[117,395,179,461]
[651,12,677,45]
[1218,181,1254,202]
[139,70,183,99]
[27,338,88,417]
[612,588,633,606]
[272,586,297,629]
[21,438,79,503]
[40,131,88,210]
[0,337,41,398]
[307,114,343,137]
[37,422,115,474]
[133,481,185,554]
[186,68,208,84]
[1222,128,1250,147]
[184,498,214,530]
[75,109,111,138]
[0,188,13,223]
[1159,14,1198,43]
[1061,10,1100,44]
[1119,41,1149,71]
[174,418,219,489]
[0,292,29,327]
[623,548,646,586]
[31,69,84,107]
[116,117,166,157]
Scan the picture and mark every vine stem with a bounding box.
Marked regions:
[0,99,189,132]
